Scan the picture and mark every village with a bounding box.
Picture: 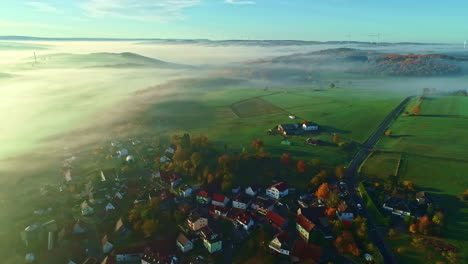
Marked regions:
[17,119,450,264]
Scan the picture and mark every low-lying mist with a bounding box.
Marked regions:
[1,41,467,180]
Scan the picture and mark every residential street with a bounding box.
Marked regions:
[345,96,413,264]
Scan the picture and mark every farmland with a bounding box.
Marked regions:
[362,94,468,263]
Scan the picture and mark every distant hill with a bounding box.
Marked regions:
[0,36,441,46]
[0,41,49,50]
[31,52,189,69]
[243,48,465,77]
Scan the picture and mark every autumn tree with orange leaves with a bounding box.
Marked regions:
[296,160,307,173]
[412,105,421,115]
[316,183,330,200]
[417,215,432,235]
[280,152,292,166]
[332,134,340,143]
[334,231,360,256]
[250,139,264,152]
[335,165,346,180]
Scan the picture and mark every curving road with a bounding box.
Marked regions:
[345,96,413,264]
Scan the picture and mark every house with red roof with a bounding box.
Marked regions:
[266,182,289,200]
[212,193,230,207]
[196,189,211,204]
[210,205,230,217]
[296,214,316,242]
[266,211,288,230]
[290,240,323,263]
[159,171,182,188]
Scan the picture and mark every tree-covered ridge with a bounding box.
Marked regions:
[371,54,461,76]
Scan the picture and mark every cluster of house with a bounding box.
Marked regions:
[277,122,319,136]
[382,191,432,218]
[80,169,132,217]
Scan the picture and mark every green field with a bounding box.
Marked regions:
[377,97,468,159]
[419,96,468,117]
[230,97,285,117]
[360,152,401,180]
[368,95,468,263]
[130,86,404,168]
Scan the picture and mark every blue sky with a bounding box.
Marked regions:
[0,0,467,43]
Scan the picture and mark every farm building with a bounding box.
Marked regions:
[302,122,319,131]
[278,124,302,136]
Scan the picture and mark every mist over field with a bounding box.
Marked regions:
[1,41,468,179]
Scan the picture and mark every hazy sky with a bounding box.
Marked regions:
[1,0,467,43]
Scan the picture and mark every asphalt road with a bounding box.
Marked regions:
[345,96,413,264]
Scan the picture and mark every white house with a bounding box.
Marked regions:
[176,233,193,253]
[266,182,289,200]
[232,193,251,210]
[72,220,85,234]
[245,185,259,197]
[337,211,354,221]
[114,248,143,263]
[336,202,354,221]
[101,235,114,254]
[81,201,94,216]
[115,192,124,200]
[105,203,116,211]
[160,156,171,163]
[269,232,291,256]
[165,147,175,154]
[179,185,193,198]
[117,148,128,158]
[126,155,135,162]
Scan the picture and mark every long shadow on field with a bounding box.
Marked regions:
[418,114,465,118]
[142,100,217,131]
[320,125,351,134]
[434,193,468,243]
[391,135,415,138]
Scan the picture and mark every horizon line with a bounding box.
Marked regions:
[0,35,453,45]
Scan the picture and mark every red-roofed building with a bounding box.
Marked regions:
[159,171,182,188]
[210,205,230,217]
[266,211,287,230]
[196,189,211,204]
[296,214,316,242]
[212,193,230,207]
[290,240,323,263]
[266,182,289,199]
